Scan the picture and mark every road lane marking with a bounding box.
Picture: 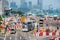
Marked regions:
[20,37,22,39]
[15,32,17,40]
[10,37,12,40]
[4,34,6,40]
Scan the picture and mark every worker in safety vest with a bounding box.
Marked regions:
[21,16,25,22]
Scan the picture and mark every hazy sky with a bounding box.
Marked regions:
[8,0,60,9]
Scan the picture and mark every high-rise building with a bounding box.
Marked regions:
[29,1,32,9]
[10,1,17,10]
[48,4,54,15]
[0,0,9,15]
[24,2,27,8]
[19,0,29,12]
[0,0,3,15]
[37,0,43,10]
[20,0,27,8]
[20,0,25,8]
[49,4,53,10]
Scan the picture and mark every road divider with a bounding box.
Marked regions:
[36,32,60,37]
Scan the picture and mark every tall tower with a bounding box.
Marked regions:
[0,0,9,15]
[37,0,42,10]
[20,0,28,12]
[21,0,25,3]
[0,0,3,15]
[29,1,32,9]
[20,0,26,8]
[48,4,54,16]
[49,4,53,10]
[10,1,17,10]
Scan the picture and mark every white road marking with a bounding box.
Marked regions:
[20,37,22,39]
[4,34,6,40]
[29,36,31,40]
[10,37,12,40]
[15,33,17,40]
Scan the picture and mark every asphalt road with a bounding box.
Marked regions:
[4,31,35,40]
[0,38,4,40]
[6,34,15,40]
[5,32,25,40]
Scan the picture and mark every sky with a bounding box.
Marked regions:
[8,0,60,9]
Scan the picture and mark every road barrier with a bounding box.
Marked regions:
[36,32,60,37]
[49,37,55,40]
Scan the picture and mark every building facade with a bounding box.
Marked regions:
[37,0,43,10]
[19,0,30,12]
[0,0,9,15]
[10,1,17,10]
[20,0,27,8]
[29,1,32,9]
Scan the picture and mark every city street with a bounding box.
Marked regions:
[0,30,51,40]
[0,0,60,40]
[0,30,55,40]
[0,19,60,40]
[0,20,60,40]
[0,30,36,40]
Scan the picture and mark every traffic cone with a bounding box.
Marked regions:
[49,37,55,40]
[39,32,43,36]
[59,38,60,40]
[56,38,60,40]
[46,32,49,36]
[52,32,56,36]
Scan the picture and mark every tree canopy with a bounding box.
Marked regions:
[16,11,24,16]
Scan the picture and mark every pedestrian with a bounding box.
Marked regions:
[5,25,8,31]
[45,20,49,26]
[46,28,50,33]
[37,25,39,32]
[57,27,59,30]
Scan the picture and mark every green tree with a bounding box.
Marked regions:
[10,9,17,14]
[0,15,3,25]
[16,11,24,16]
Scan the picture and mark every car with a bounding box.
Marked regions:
[39,23,43,27]
[54,17,57,20]
[39,19,44,27]
[10,22,16,26]
[22,22,34,31]
[39,19,44,23]
[30,18,36,23]
[10,29,16,34]
[27,22,34,30]
[22,24,29,31]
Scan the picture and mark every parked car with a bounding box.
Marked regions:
[39,19,44,27]
[10,29,16,34]
[22,22,34,31]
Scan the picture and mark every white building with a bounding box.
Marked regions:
[0,0,9,15]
